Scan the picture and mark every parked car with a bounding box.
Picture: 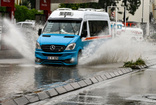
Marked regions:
[16,20,36,30]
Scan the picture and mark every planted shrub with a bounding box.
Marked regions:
[123,58,146,68]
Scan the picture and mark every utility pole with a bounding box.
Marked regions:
[123,0,127,22]
[142,0,144,23]
[146,0,150,36]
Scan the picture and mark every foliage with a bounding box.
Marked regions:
[21,0,30,8]
[59,0,116,11]
[0,7,6,12]
[121,0,141,21]
[122,0,141,15]
[135,58,145,65]
[28,0,36,9]
[15,5,43,22]
[60,3,98,10]
[0,7,6,18]
[123,58,146,68]
[60,0,141,21]
[123,60,134,67]
[21,0,35,9]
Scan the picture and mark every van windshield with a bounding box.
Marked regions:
[43,20,81,35]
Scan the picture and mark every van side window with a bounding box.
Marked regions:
[81,22,87,38]
[89,21,109,36]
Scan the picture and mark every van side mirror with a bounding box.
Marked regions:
[38,29,42,36]
[81,30,87,38]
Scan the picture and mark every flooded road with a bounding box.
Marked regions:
[87,67,156,105]
[0,60,123,99]
[0,42,156,103]
[41,65,156,105]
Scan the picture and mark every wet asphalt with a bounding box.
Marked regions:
[37,65,156,105]
[0,58,123,99]
[1,58,156,105]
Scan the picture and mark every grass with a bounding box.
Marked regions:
[123,58,146,69]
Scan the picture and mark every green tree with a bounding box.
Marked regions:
[0,7,6,18]
[0,7,6,12]
[60,0,116,11]
[60,3,99,10]
[121,0,141,21]
[28,0,36,9]
[60,0,141,21]
[21,0,31,8]
[15,5,28,21]
[21,0,35,9]
[15,4,43,22]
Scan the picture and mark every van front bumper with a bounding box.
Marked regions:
[35,50,78,65]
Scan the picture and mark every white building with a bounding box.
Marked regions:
[51,3,60,12]
[152,0,156,20]
[115,0,150,23]
[15,0,22,5]
[112,0,153,36]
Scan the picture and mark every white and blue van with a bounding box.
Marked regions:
[35,8,112,65]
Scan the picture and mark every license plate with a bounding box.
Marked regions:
[47,56,59,60]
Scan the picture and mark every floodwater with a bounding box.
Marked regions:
[0,61,123,99]
[41,65,156,105]
[88,67,156,105]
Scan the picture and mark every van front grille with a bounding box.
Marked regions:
[41,45,66,52]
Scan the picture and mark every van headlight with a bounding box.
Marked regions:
[36,41,41,49]
[65,43,76,50]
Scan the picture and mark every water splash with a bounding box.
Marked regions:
[2,19,39,61]
[79,36,154,66]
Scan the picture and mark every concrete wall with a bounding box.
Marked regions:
[51,3,60,12]
[15,0,22,5]
[153,0,156,20]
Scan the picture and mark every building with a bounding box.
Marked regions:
[152,0,156,22]
[15,0,22,5]
[112,0,152,36]
[114,0,150,23]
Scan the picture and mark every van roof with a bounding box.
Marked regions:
[48,8,109,21]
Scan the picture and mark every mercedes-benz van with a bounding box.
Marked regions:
[35,8,111,65]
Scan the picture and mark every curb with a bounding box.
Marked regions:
[1,66,147,105]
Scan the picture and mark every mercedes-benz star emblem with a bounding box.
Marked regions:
[50,45,55,51]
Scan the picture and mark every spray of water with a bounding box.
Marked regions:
[2,19,39,62]
[79,36,154,66]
